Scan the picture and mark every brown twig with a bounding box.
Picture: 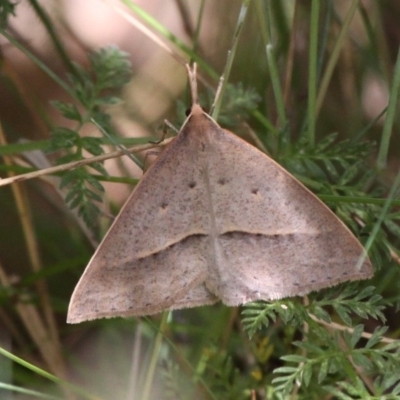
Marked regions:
[0,139,173,188]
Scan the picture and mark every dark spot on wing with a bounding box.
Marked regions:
[218,178,227,185]
[251,188,259,195]
[160,202,168,210]
[189,181,197,189]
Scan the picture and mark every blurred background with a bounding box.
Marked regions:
[0,1,400,399]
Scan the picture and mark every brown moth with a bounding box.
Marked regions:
[67,64,373,323]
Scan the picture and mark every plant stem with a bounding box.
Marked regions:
[377,45,400,170]
[307,0,320,147]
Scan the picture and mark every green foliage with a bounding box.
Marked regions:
[284,133,374,184]
[272,325,400,399]
[190,347,253,400]
[242,286,385,337]
[278,130,398,271]
[241,286,398,398]
[324,375,400,400]
[162,360,191,400]
[0,0,16,29]
[47,46,132,229]
[154,283,398,399]
[211,83,262,127]
[176,82,261,128]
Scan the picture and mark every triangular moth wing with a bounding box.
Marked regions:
[196,120,373,305]
[67,122,220,323]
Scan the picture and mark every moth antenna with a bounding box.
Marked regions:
[186,63,199,106]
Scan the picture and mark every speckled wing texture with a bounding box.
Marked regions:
[67,104,373,323]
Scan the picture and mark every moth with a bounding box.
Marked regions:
[67,64,373,323]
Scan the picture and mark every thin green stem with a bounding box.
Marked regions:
[28,0,79,79]
[319,194,400,207]
[377,45,400,170]
[316,1,332,80]
[145,315,218,400]
[307,0,320,147]
[352,106,387,142]
[0,31,73,96]
[0,383,61,400]
[191,0,206,55]
[362,167,400,262]
[316,0,360,114]
[266,43,286,128]
[141,312,169,400]
[0,347,94,399]
[254,0,269,47]
[253,109,280,136]
[90,118,144,169]
[210,0,251,120]
[120,0,216,78]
